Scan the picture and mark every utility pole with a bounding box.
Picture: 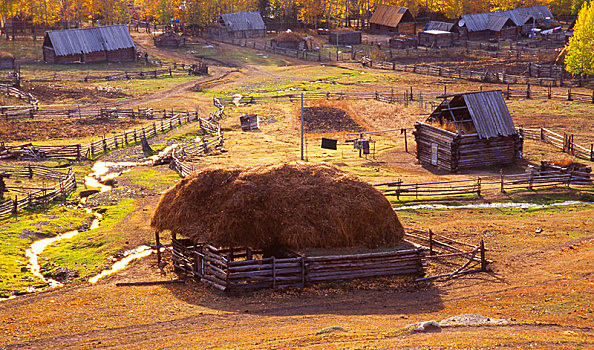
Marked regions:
[300,92,304,160]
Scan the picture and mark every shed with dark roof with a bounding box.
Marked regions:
[42,25,135,64]
[370,5,417,34]
[413,90,523,172]
[207,12,266,39]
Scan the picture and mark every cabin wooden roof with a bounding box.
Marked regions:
[370,5,415,28]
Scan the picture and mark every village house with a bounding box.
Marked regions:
[413,90,523,172]
[207,12,266,39]
[369,5,417,35]
[42,25,135,64]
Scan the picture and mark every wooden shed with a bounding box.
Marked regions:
[389,35,418,49]
[328,30,362,45]
[0,52,15,70]
[207,12,266,39]
[457,13,522,41]
[413,90,523,172]
[154,32,186,48]
[418,30,453,48]
[271,31,308,50]
[43,25,135,64]
[370,5,417,34]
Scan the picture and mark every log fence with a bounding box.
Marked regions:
[1,112,203,160]
[361,56,594,92]
[0,83,38,112]
[376,169,593,201]
[0,165,76,217]
[25,65,196,83]
[518,127,594,161]
[167,225,490,291]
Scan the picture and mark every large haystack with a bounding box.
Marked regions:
[151,163,403,253]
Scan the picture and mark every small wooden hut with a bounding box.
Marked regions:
[389,35,418,49]
[418,22,455,47]
[0,52,16,70]
[43,25,135,64]
[413,90,523,172]
[328,30,362,45]
[271,31,308,50]
[154,32,186,48]
[370,5,417,34]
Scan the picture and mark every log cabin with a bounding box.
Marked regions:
[413,90,523,172]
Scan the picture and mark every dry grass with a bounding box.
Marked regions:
[151,162,404,253]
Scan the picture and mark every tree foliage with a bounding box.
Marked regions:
[565,1,594,77]
[0,0,573,28]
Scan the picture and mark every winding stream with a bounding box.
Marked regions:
[3,160,161,300]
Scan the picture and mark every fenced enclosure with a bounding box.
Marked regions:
[361,56,594,90]
[168,226,489,291]
[0,165,76,217]
[375,169,593,202]
[1,112,202,160]
[519,127,594,162]
[171,239,425,291]
[1,105,197,121]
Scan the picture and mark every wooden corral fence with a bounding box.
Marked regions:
[171,239,425,291]
[403,227,490,281]
[0,83,38,110]
[26,65,197,83]
[1,105,196,121]
[361,56,594,90]
[0,165,76,217]
[375,169,593,201]
[168,226,489,291]
[1,112,201,160]
[519,127,594,162]
[217,90,437,112]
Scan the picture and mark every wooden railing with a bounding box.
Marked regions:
[375,169,593,201]
[168,225,490,290]
[0,166,76,217]
[518,127,594,161]
[1,112,202,160]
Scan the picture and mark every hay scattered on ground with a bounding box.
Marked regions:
[151,163,404,253]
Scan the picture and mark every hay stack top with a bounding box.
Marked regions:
[151,163,404,251]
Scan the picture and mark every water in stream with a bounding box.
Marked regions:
[3,160,159,300]
[394,200,593,211]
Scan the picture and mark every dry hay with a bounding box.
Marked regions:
[301,101,365,133]
[273,31,306,43]
[151,162,404,254]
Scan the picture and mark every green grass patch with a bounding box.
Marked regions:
[121,167,180,192]
[40,198,137,280]
[0,204,93,296]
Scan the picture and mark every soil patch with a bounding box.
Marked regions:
[23,82,130,104]
[303,106,364,133]
[0,118,143,142]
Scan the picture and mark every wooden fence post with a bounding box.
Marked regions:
[272,256,276,289]
[568,88,572,101]
[428,229,434,256]
[403,129,408,153]
[528,169,534,190]
[526,82,531,99]
[480,239,486,272]
[500,169,504,193]
[477,177,481,197]
[12,196,17,215]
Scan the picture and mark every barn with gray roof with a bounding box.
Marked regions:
[413,90,523,172]
[207,12,266,39]
[43,25,135,64]
[456,6,554,41]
